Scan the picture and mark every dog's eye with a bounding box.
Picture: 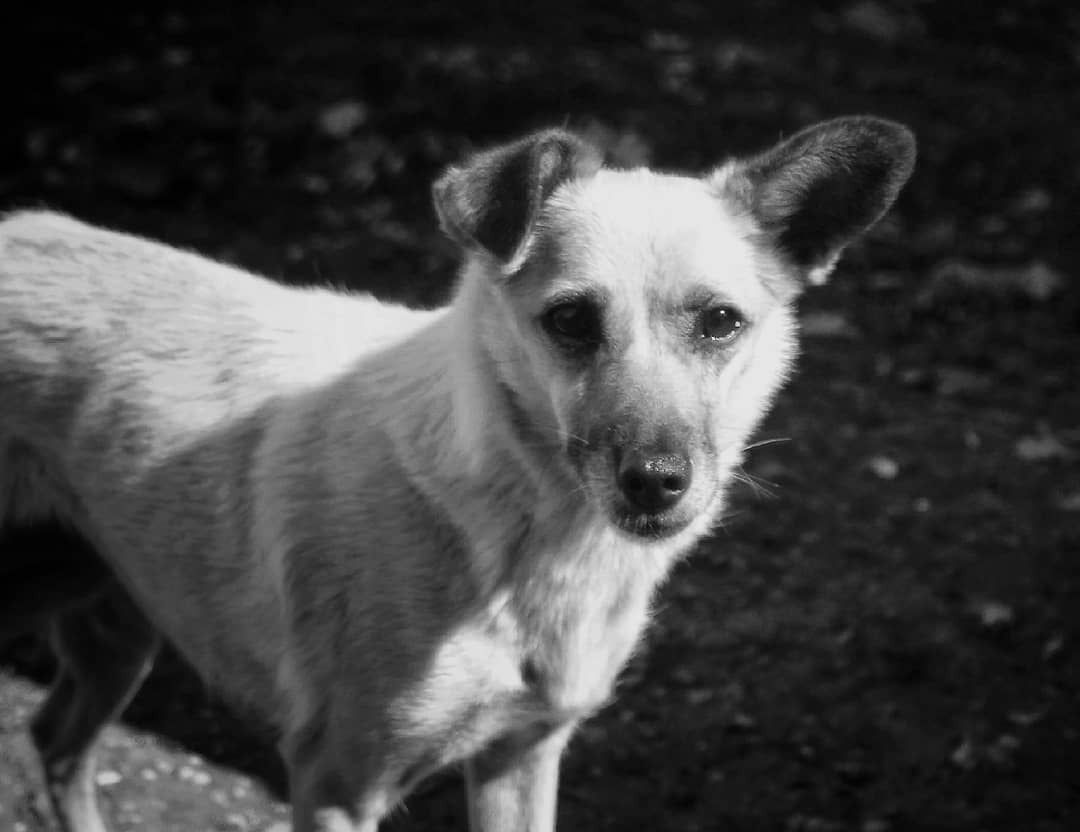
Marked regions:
[543,301,602,344]
[702,306,745,342]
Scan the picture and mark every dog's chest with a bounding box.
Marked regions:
[409,574,651,770]
[497,531,671,721]
[391,528,674,774]
[520,578,647,717]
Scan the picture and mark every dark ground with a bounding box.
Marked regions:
[1,1,1079,830]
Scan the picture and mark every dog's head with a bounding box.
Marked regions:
[434,119,915,540]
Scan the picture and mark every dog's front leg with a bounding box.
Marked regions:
[288,781,387,832]
[465,722,575,832]
[284,726,390,832]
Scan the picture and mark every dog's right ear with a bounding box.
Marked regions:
[433,130,603,266]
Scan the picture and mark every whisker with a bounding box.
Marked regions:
[731,467,779,500]
[741,436,791,452]
[530,424,590,446]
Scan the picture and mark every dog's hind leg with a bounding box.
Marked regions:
[30,581,159,832]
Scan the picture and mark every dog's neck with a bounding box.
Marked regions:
[449,268,576,492]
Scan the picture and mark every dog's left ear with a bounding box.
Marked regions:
[716,116,916,285]
[433,129,603,266]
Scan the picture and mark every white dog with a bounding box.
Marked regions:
[0,116,914,832]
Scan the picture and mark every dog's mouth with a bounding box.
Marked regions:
[612,509,693,541]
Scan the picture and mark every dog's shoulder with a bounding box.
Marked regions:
[0,210,162,271]
[1,209,255,296]
[0,210,95,286]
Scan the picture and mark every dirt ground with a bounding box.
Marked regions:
[1,1,1078,830]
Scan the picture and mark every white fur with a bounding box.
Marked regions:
[0,123,900,830]
[0,206,718,830]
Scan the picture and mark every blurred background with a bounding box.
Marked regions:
[1,1,1078,830]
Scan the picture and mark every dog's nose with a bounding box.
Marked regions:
[617,450,692,513]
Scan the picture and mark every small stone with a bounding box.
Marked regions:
[95,770,122,787]
[162,47,191,67]
[986,734,1021,769]
[303,174,330,194]
[950,736,976,770]
[1043,633,1066,661]
[1008,708,1045,727]
[922,259,1064,304]
[1010,187,1052,215]
[800,311,860,339]
[25,129,50,160]
[973,600,1015,630]
[936,367,993,397]
[978,215,1008,234]
[319,100,368,139]
[834,756,874,786]
[686,688,714,706]
[178,764,205,783]
[646,31,691,51]
[1015,433,1071,462]
[1057,492,1080,512]
[786,815,845,832]
[867,455,899,480]
[898,367,928,387]
[841,0,922,43]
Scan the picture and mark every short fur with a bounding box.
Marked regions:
[0,116,914,832]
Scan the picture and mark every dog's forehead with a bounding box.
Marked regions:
[540,169,767,306]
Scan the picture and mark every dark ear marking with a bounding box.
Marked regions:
[719,116,916,284]
[433,129,603,264]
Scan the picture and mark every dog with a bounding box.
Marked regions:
[0,116,915,832]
